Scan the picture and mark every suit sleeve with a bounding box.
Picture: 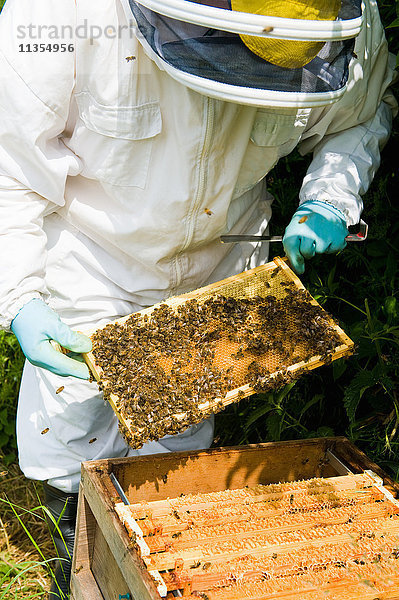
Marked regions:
[298,0,397,226]
[0,0,78,329]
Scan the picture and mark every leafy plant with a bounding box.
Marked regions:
[0,332,24,464]
[384,0,399,64]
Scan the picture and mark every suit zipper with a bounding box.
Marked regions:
[172,96,216,291]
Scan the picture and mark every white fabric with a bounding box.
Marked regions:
[128,0,363,40]
[0,0,396,492]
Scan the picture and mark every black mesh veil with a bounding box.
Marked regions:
[128,0,362,98]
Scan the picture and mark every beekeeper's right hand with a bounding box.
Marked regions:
[11,299,92,379]
[283,200,348,274]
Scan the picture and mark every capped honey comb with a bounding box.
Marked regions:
[84,258,354,449]
[115,471,399,599]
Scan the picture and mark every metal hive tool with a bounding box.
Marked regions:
[83,257,354,448]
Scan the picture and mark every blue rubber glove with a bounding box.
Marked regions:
[11,299,92,379]
[283,200,349,274]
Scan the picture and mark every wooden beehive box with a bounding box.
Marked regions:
[71,437,399,600]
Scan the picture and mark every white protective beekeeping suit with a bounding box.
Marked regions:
[0,0,396,492]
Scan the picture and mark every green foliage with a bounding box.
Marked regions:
[0,332,24,464]
[383,0,399,63]
[343,367,384,423]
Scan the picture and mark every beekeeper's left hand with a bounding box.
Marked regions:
[283,200,349,274]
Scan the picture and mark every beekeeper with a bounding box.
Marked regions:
[0,0,396,596]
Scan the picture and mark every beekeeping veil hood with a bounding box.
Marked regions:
[122,0,363,108]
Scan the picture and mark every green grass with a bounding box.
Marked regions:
[0,472,73,598]
[0,555,49,600]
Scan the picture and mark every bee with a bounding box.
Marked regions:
[162,473,168,484]
[190,561,201,569]
[202,562,211,571]
[171,509,181,520]
[74,565,83,574]
[56,386,64,394]
[263,26,274,33]
[204,208,213,216]
[372,554,381,563]
[298,215,308,224]
[125,55,136,62]
[172,531,182,539]
[41,428,49,435]
[89,438,97,444]
[271,267,281,278]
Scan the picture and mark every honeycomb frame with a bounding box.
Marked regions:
[115,470,399,599]
[83,257,354,440]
